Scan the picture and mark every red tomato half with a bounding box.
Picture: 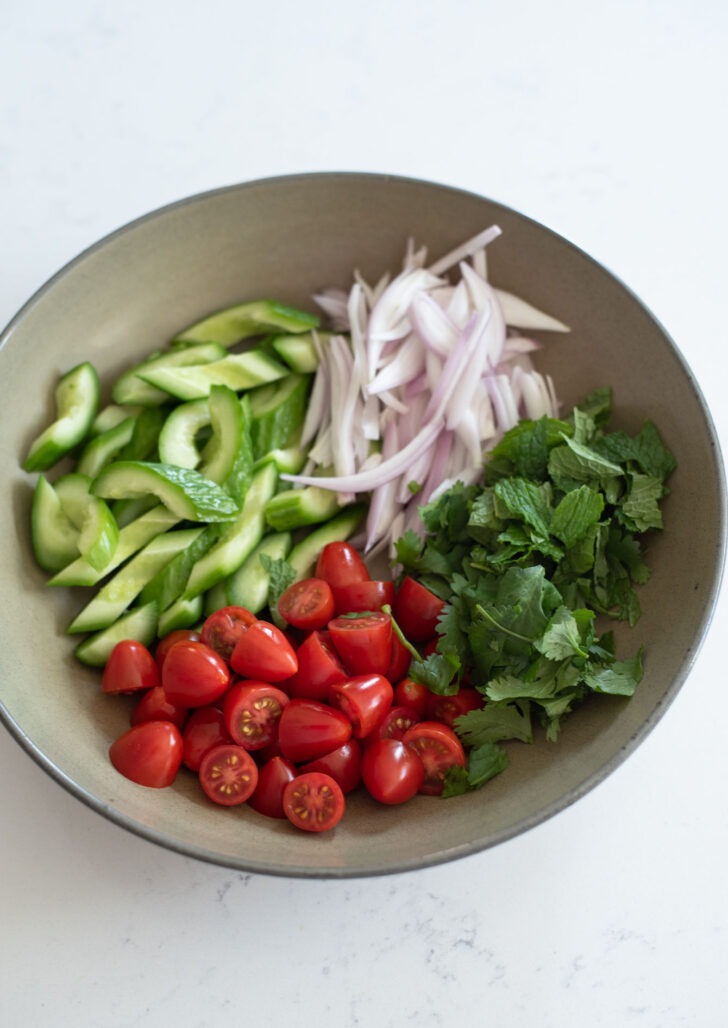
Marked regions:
[200,605,256,661]
[182,705,232,771]
[393,576,446,642]
[109,721,183,788]
[285,630,348,701]
[393,677,431,718]
[198,743,259,806]
[328,674,393,739]
[328,612,392,676]
[332,579,395,616]
[277,699,352,763]
[130,685,188,731]
[403,721,466,796]
[102,640,159,695]
[230,620,298,682]
[155,629,201,672]
[278,577,335,631]
[162,640,231,707]
[376,704,421,741]
[361,738,425,805]
[222,680,289,751]
[387,632,413,684]
[315,541,370,590]
[282,772,345,832]
[298,740,362,794]
[427,688,482,728]
[248,756,297,819]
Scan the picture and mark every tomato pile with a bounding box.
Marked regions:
[103,542,480,833]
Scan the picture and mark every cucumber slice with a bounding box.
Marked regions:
[31,477,80,572]
[49,505,180,588]
[117,406,166,462]
[255,443,309,475]
[111,494,162,529]
[158,399,211,468]
[157,594,204,636]
[264,485,341,531]
[112,341,226,406]
[91,461,239,522]
[23,362,100,472]
[76,417,136,478]
[139,524,220,611]
[270,331,331,374]
[225,531,292,613]
[139,349,289,401]
[74,602,159,667]
[183,460,279,599]
[175,299,319,347]
[248,373,311,460]
[52,473,119,573]
[68,527,204,634]
[91,404,144,436]
[200,386,252,498]
[288,505,367,580]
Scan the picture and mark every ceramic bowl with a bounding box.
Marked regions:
[1,173,725,877]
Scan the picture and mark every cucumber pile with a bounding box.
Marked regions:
[23,299,365,666]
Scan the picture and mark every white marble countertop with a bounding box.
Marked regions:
[2,2,726,1025]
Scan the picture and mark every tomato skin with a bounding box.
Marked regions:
[222,680,289,751]
[332,579,395,616]
[102,640,160,695]
[403,721,467,796]
[109,721,183,788]
[161,640,231,707]
[198,743,258,806]
[328,674,394,739]
[328,612,393,676]
[393,677,431,719]
[298,739,362,794]
[282,771,345,832]
[285,630,348,701]
[361,738,425,805]
[230,620,298,682]
[130,685,188,731]
[200,605,256,661]
[182,705,233,771]
[315,541,370,590]
[393,576,446,642]
[248,756,297,819]
[376,704,421,741]
[387,631,413,684]
[155,629,201,672]
[277,577,335,631]
[277,699,352,763]
[427,687,482,728]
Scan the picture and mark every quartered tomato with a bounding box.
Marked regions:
[393,576,446,642]
[298,739,362,794]
[161,640,231,707]
[200,605,256,661]
[102,640,159,695]
[277,699,352,763]
[109,721,183,788]
[198,743,259,806]
[361,738,425,805]
[277,577,334,631]
[282,772,345,832]
[248,756,297,819]
[403,721,467,796]
[230,620,298,682]
[332,579,395,615]
[222,680,289,751]
[328,673,393,739]
[285,630,348,701]
[182,705,232,771]
[328,612,393,676]
[315,541,370,590]
[130,685,188,731]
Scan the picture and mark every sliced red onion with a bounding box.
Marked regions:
[459,263,506,366]
[313,289,350,331]
[420,427,454,504]
[502,335,543,356]
[367,267,442,379]
[425,308,492,424]
[485,373,520,432]
[428,225,502,277]
[368,333,426,395]
[446,279,472,328]
[494,288,570,332]
[408,292,459,357]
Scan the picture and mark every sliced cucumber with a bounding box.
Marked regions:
[225,531,292,613]
[74,602,159,667]
[117,406,166,462]
[248,373,311,460]
[112,341,226,406]
[203,580,229,618]
[200,386,253,499]
[264,485,341,531]
[31,477,80,572]
[52,473,119,573]
[157,594,204,636]
[139,348,289,401]
[158,398,211,469]
[139,524,220,612]
[76,417,136,478]
[183,460,279,599]
[175,299,319,347]
[68,527,205,634]
[23,362,100,472]
[270,331,331,374]
[91,404,144,436]
[91,461,239,522]
[288,505,367,580]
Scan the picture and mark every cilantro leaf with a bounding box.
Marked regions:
[441,742,510,796]
[455,700,533,745]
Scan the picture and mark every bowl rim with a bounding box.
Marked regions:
[2,170,726,878]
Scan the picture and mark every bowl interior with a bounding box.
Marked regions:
[1,173,725,876]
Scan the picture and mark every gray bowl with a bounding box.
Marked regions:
[1,173,725,877]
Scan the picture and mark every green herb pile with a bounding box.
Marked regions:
[394,387,676,795]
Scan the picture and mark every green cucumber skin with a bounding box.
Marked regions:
[138,350,289,401]
[248,374,311,460]
[270,332,331,374]
[74,603,159,667]
[157,398,211,468]
[157,594,204,636]
[31,477,80,572]
[288,505,367,580]
[90,461,239,522]
[24,362,100,473]
[264,485,341,531]
[112,342,226,406]
[76,417,136,479]
[175,299,319,347]
[225,531,293,613]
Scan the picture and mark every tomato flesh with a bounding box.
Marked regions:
[102,640,159,695]
[427,687,482,728]
[230,620,298,682]
[361,737,425,805]
[285,630,348,701]
[161,640,231,707]
[222,680,289,751]
[328,612,393,676]
[376,704,421,741]
[109,721,183,788]
[403,721,467,796]
[282,772,345,832]
[278,577,335,631]
[200,605,256,661]
[198,743,259,806]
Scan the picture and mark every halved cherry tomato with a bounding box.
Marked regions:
[393,576,445,642]
[361,738,425,805]
[376,704,421,741]
[403,721,467,796]
[109,721,183,788]
[328,612,392,676]
[277,577,334,631]
[155,629,201,672]
[315,541,370,590]
[277,699,352,763]
[248,756,297,819]
[285,630,348,701]
[130,685,188,730]
[161,640,231,707]
[393,677,431,718]
[328,673,393,739]
[198,743,258,806]
[387,631,413,684]
[200,605,256,661]
[222,680,289,751]
[182,705,232,771]
[230,620,298,682]
[332,579,395,616]
[102,640,159,695]
[427,687,482,728]
[298,740,362,794]
[282,771,345,832]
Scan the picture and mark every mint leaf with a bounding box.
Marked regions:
[550,485,604,547]
[619,473,665,531]
[548,436,624,489]
[261,554,296,628]
[494,477,552,538]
